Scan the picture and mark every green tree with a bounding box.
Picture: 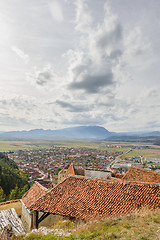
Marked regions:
[9,186,21,200]
[0,186,6,202]
[19,184,29,198]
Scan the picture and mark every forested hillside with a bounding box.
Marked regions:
[0,153,30,202]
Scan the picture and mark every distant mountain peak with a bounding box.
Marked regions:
[0,126,111,140]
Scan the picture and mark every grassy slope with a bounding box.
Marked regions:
[13,209,160,240]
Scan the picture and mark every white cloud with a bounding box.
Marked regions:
[27,65,57,87]
[75,0,93,33]
[124,26,151,59]
[49,0,64,23]
[0,0,158,132]
[11,46,29,64]
[67,1,122,95]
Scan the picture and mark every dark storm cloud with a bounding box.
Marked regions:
[69,72,113,93]
[56,100,89,112]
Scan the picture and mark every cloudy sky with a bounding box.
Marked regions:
[0,0,160,132]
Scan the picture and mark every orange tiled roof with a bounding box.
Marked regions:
[122,166,160,183]
[22,181,48,208]
[107,176,123,181]
[112,173,124,179]
[30,175,160,220]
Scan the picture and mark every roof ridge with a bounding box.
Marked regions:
[66,174,160,186]
[29,173,160,220]
[0,199,20,206]
[122,165,133,179]
[29,176,70,209]
[35,181,48,190]
[122,165,160,184]
[128,165,160,174]
[22,181,47,202]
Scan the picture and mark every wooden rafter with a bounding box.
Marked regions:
[35,211,51,229]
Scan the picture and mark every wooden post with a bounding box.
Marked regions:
[35,211,39,229]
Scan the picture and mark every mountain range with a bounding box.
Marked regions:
[0,126,160,140]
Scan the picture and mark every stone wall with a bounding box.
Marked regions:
[58,169,67,183]
[85,169,110,178]
[21,203,32,232]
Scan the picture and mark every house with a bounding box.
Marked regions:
[122,165,160,183]
[21,181,48,232]
[58,163,111,183]
[29,174,160,228]
[21,165,160,230]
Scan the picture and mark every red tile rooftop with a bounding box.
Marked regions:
[30,175,160,220]
[122,165,160,184]
[22,181,48,208]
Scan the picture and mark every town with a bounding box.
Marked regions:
[7,145,160,188]
[8,147,123,185]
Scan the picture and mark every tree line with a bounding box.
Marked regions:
[0,152,30,202]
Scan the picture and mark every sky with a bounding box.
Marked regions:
[0,0,160,132]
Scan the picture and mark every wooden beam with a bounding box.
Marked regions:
[38,212,50,224]
[35,211,39,229]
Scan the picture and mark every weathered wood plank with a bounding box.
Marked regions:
[0,208,25,236]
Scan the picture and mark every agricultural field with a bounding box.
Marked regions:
[0,140,159,159]
[122,148,160,159]
[0,140,130,153]
[0,141,41,152]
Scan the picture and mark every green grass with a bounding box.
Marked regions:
[122,148,160,158]
[0,140,130,153]
[12,209,160,240]
[0,141,44,152]
[0,140,159,158]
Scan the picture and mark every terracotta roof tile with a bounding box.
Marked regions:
[112,173,124,179]
[30,176,160,220]
[122,166,160,183]
[22,181,48,208]
[107,176,123,181]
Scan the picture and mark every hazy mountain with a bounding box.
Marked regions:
[0,126,111,140]
[0,126,159,140]
[108,131,160,138]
